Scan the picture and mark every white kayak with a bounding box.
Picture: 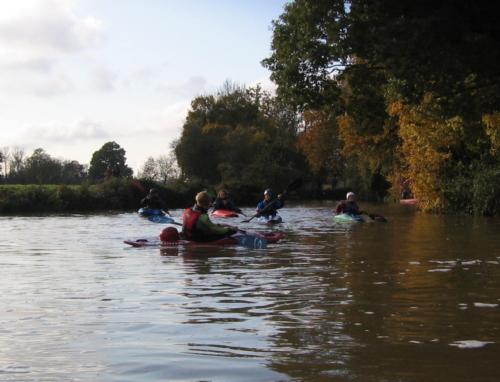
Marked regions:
[256,214,283,225]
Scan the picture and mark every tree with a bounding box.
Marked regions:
[137,153,180,183]
[137,157,158,181]
[9,147,25,176]
[264,0,500,213]
[23,148,62,184]
[297,110,343,181]
[174,84,306,188]
[0,150,4,180]
[88,141,133,181]
[61,160,87,184]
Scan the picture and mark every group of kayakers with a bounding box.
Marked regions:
[141,187,285,243]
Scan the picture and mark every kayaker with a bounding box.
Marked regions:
[335,192,364,215]
[256,188,284,218]
[141,188,170,214]
[212,189,242,213]
[182,191,238,242]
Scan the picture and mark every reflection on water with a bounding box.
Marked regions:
[0,203,499,381]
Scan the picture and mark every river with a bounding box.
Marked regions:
[1,202,499,381]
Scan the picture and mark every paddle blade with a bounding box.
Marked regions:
[234,233,267,249]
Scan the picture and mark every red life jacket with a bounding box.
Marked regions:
[182,207,201,239]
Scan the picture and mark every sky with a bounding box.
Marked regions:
[0,0,286,171]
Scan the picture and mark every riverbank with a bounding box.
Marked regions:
[0,178,314,214]
[0,179,197,214]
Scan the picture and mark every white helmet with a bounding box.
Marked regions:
[346,192,355,199]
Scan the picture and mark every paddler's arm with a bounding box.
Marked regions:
[197,215,236,235]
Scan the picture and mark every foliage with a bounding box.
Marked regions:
[137,152,179,183]
[297,110,343,179]
[0,179,195,213]
[174,84,307,190]
[264,0,500,214]
[1,148,87,185]
[88,141,133,181]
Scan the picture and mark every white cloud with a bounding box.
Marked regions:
[250,76,276,93]
[92,66,118,92]
[0,0,103,96]
[0,0,102,57]
[157,75,208,97]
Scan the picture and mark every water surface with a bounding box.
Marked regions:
[1,203,499,381]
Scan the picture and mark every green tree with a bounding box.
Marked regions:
[174,83,306,188]
[88,141,133,181]
[23,148,63,184]
[61,160,87,184]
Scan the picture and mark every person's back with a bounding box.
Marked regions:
[141,189,166,211]
[183,191,237,242]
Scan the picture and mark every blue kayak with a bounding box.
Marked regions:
[138,208,174,224]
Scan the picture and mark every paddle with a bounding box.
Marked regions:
[362,211,388,223]
[243,178,303,223]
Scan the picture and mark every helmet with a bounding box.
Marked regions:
[160,227,180,243]
[264,188,273,196]
[346,192,355,199]
[149,188,158,194]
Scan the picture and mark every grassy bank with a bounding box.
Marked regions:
[0,179,198,214]
[0,177,342,214]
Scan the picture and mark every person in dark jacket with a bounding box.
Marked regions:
[335,192,364,215]
[141,188,170,214]
[256,188,284,218]
[212,189,242,213]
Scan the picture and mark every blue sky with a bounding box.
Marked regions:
[0,0,287,170]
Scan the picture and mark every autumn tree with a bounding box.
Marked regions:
[264,0,500,213]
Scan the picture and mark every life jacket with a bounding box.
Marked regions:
[342,201,360,215]
[182,207,202,239]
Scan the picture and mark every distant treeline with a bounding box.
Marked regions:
[0,178,314,214]
[0,179,196,214]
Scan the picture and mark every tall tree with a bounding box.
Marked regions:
[264,0,500,213]
[174,84,306,188]
[88,141,133,181]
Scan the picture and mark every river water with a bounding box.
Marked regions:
[1,202,499,381]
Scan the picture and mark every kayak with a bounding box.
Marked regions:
[400,198,418,205]
[138,208,174,224]
[124,232,285,249]
[333,213,365,222]
[211,209,239,218]
[256,214,283,225]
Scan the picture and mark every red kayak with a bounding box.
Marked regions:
[211,209,239,218]
[124,232,284,248]
[400,198,418,205]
